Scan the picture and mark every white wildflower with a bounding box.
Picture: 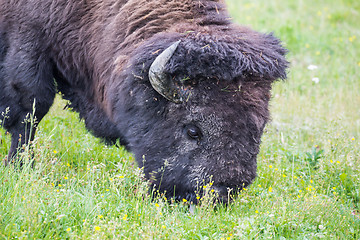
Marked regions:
[312,77,320,84]
[308,65,318,70]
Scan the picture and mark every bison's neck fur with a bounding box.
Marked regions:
[87,0,232,102]
[30,0,231,110]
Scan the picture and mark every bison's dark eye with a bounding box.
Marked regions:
[186,125,202,140]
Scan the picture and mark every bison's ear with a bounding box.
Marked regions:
[235,32,289,82]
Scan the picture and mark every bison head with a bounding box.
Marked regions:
[109,29,288,203]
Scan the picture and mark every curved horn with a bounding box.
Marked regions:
[149,40,183,103]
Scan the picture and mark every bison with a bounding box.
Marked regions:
[0,0,288,202]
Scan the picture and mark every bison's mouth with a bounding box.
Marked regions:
[165,184,238,205]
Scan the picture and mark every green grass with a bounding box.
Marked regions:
[1,0,360,238]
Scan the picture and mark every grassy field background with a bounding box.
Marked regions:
[1,0,359,239]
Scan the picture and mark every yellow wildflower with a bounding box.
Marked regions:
[94,226,101,231]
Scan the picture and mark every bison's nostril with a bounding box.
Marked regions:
[212,185,232,196]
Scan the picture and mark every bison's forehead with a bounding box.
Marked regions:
[167,82,241,123]
[166,78,266,128]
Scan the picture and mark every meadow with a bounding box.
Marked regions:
[0,0,359,239]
